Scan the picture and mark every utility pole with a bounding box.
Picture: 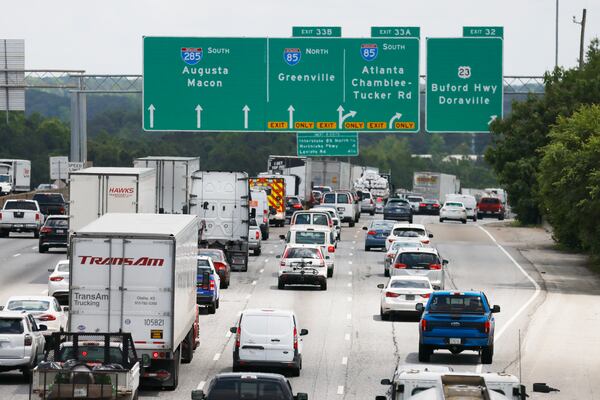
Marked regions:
[573,9,587,69]
[555,0,559,68]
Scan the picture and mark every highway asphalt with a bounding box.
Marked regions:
[0,215,597,399]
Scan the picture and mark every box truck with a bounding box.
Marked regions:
[68,167,156,232]
[249,176,286,227]
[412,172,458,203]
[267,155,312,201]
[133,156,200,214]
[69,213,200,390]
[0,159,31,195]
[190,171,250,271]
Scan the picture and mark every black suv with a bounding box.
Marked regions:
[32,193,66,217]
[192,373,308,400]
[39,215,69,253]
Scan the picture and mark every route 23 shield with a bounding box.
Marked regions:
[283,48,301,66]
[181,47,203,65]
[360,44,378,62]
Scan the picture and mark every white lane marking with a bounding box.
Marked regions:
[213,353,221,361]
[347,283,352,288]
[337,385,344,395]
[251,280,257,285]
[269,250,274,254]
[352,241,356,244]
[347,296,352,302]
[259,268,264,274]
[13,253,20,257]
[344,333,351,341]
[341,357,348,365]
[197,380,206,390]
[349,253,353,256]
[476,225,541,373]
[226,331,232,338]
[346,313,352,320]
[31,246,37,250]
[245,294,252,300]
[348,261,353,265]
[264,259,269,263]
[348,271,352,275]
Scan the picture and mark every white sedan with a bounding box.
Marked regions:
[378,276,433,320]
[2,296,68,335]
[439,201,468,224]
[48,260,69,305]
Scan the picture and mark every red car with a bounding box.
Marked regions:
[198,248,231,288]
[477,197,505,220]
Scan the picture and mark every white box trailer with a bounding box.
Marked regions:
[68,167,156,232]
[267,155,312,201]
[69,213,199,390]
[413,172,458,203]
[311,160,352,190]
[0,159,31,194]
[133,156,200,214]
[190,171,250,271]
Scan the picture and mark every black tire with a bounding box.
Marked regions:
[208,301,216,314]
[477,213,483,219]
[39,245,48,253]
[349,220,355,228]
[254,248,261,256]
[384,267,390,277]
[165,349,180,390]
[216,298,220,309]
[232,364,242,373]
[380,308,389,321]
[365,246,370,252]
[0,230,8,238]
[181,328,194,364]
[327,267,333,278]
[418,344,431,362]
[290,366,301,377]
[221,279,230,289]
[278,279,285,290]
[22,367,32,381]
[33,230,40,239]
[439,218,444,223]
[370,210,375,216]
[462,219,467,224]
[409,218,413,224]
[481,345,494,364]
[499,214,505,221]
[320,280,327,291]
[263,231,269,240]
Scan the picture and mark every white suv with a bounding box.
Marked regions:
[277,245,327,290]
[281,225,336,277]
[389,247,447,289]
[322,192,356,227]
[0,311,46,378]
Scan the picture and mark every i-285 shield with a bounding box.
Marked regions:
[360,44,378,62]
[181,47,203,65]
[283,48,301,66]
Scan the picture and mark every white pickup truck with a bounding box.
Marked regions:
[0,199,43,238]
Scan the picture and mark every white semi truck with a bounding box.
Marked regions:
[133,156,200,214]
[412,172,459,203]
[68,167,156,232]
[0,159,31,195]
[69,213,200,390]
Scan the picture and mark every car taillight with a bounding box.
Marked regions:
[0,212,2,220]
[483,320,491,334]
[367,230,377,235]
[24,334,32,346]
[280,261,286,267]
[420,293,431,298]
[421,239,430,245]
[429,264,442,270]
[420,319,427,331]
[327,245,335,253]
[255,231,260,240]
[60,207,65,214]
[419,203,426,207]
[394,263,407,269]
[35,213,40,221]
[50,276,64,281]
[210,278,215,291]
[433,204,440,208]
[37,314,57,321]
[388,238,394,242]
[293,326,298,350]
[235,326,241,348]
[293,204,302,209]
[385,292,400,298]
[40,227,52,233]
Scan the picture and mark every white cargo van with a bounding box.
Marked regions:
[250,189,270,240]
[68,167,156,232]
[230,309,308,376]
[69,213,199,390]
[133,156,200,214]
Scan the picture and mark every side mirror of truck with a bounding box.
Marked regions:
[295,393,308,400]
[191,389,206,400]
[38,324,48,331]
[428,233,434,238]
[380,379,391,385]
[415,303,424,313]
[141,353,151,368]
[299,329,308,336]
[229,327,237,334]
[533,383,559,393]
[279,234,286,240]
[62,306,69,312]
[362,226,368,230]
[377,284,385,289]
[491,305,501,313]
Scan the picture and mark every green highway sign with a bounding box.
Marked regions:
[293,26,342,37]
[143,37,420,132]
[371,27,420,38]
[297,132,358,156]
[426,38,503,133]
[463,26,504,38]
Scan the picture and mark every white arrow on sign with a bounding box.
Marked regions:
[288,105,295,129]
[488,115,497,125]
[242,105,250,129]
[195,105,203,129]
[388,112,402,129]
[147,104,155,128]
[337,105,357,129]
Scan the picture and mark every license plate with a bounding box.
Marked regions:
[486,211,492,214]
[405,294,415,300]
[56,229,65,234]
[449,338,461,345]
[73,387,87,397]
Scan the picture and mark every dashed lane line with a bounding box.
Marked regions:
[337,386,344,395]
[341,357,348,365]
[196,381,206,390]
[13,253,20,257]
[213,353,221,361]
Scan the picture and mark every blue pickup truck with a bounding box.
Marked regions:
[416,291,500,364]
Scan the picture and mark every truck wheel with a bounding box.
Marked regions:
[364,246,370,252]
[39,245,48,253]
[33,230,40,239]
[418,344,431,362]
[216,299,220,309]
[477,213,483,219]
[409,218,414,223]
[320,280,327,291]
[254,248,261,256]
[384,267,390,277]
[498,214,505,221]
[208,302,216,314]
[462,219,467,224]
[327,267,333,278]
[370,210,375,216]
[439,218,444,223]
[181,328,195,364]
[349,220,355,228]
[278,279,285,290]
[263,232,269,240]
[0,230,8,238]
[481,345,494,364]
[165,349,180,390]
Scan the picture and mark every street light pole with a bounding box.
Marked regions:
[555,0,559,68]
[573,9,587,69]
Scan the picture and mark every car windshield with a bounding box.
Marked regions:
[45,218,68,227]
[197,259,211,268]
[198,250,224,261]
[285,247,320,259]
[295,231,325,245]
[390,241,422,250]
[337,193,350,203]
[389,280,431,289]
[396,252,439,268]
[33,194,63,203]
[7,300,50,311]
[0,318,24,334]
[392,228,426,237]
[0,175,9,183]
[56,262,69,272]
[407,196,423,202]
[360,192,371,200]
[286,197,300,205]
[429,295,485,314]
[3,201,37,210]
[387,199,408,206]
[322,194,336,204]
[208,379,288,400]
[445,202,464,208]
[59,346,125,364]
[372,220,396,229]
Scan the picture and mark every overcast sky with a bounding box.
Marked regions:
[1,0,598,76]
